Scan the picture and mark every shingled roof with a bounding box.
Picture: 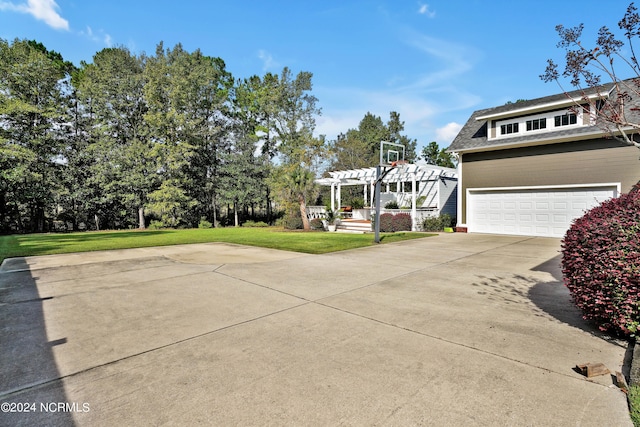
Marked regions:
[447,83,617,153]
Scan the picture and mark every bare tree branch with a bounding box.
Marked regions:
[541,2,640,150]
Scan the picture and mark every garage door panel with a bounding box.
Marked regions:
[553,214,568,222]
[535,214,549,222]
[519,213,532,222]
[519,225,534,234]
[469,186,617,237]
[572,202,588,211]
[536,226,551,235]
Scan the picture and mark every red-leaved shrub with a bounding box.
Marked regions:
[561,190,640,336]
[391,213,412,231]
[379,213,394,232]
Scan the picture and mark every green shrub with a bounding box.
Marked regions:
[309,218,324,230]
[392,213,412,231]
[384,201,399,209]
[421,214,454,231]
[148,220,165,230]
[242,220,269,227]
[198,218,213,229]
[630,384,640,426]
[282,214,304,230]
[350,198,364,209]
[562,191,640,336]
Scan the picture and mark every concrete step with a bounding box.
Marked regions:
[337,220,372,233]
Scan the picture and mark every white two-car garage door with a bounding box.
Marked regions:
[468,185,618,238]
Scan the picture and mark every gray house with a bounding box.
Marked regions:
[448,83,639,238]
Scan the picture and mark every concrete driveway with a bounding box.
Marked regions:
[0,233,632,426]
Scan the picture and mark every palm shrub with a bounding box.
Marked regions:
[392,213,412,231]
[562,190,640,336]
[324,209,341,225]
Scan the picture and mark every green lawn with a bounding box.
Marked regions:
[0,227,434,264]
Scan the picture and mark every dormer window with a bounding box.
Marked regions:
[526,118,546,131]
[500,122,519,135]
[554,113,577,127]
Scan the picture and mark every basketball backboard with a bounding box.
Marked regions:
[379,141,405,167]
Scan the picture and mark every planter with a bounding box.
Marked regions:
[327,224,337,232]
[443,227,454,233]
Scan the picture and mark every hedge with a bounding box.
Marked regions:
[561,190,640,336]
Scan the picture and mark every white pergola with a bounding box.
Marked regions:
[315,163,458,230]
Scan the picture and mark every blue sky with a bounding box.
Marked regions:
[0,0,635,153]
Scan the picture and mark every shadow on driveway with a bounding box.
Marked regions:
[0,267,75,426]
[528,255,622,342]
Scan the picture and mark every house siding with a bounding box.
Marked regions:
[459,139,639,223]
[438,179,457,218]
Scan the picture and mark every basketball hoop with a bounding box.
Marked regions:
[375,142,408,244]
[390,160,408,168]
[380,141,405,167]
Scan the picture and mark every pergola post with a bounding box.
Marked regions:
[363,184,367,206]
[337,184,342,210]
[411,171,417,231]
[374,166,382,243]
[369,181,374,208]
[330,183,335,212]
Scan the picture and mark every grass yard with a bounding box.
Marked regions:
[0,227,434,264]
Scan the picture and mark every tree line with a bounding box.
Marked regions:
[0,38,452,234]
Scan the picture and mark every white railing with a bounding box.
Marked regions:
[306,206,327,219]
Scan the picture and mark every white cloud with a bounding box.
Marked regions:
[436,122,463,143]
[418,3,435,18]
[315,85,441,141]
[400,32,479,91]
[0,0,68,30]
[314,80,479,149]
[311,18,483,154]
[258,49,280,71]
[315,30,481,144]
[315,112,360,139]
[80,25,112,47]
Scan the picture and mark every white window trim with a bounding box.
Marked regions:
[491,108,588,140]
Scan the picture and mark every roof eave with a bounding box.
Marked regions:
[449,130,608,154]
[475,91,610,122]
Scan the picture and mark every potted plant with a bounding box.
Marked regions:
[324,209,341,232]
